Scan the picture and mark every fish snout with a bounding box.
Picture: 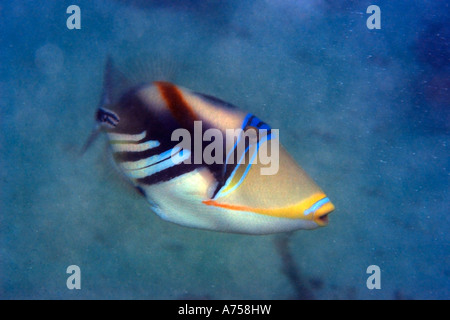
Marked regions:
[312,200,335,227]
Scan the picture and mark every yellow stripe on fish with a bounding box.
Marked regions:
[203,193,334,226]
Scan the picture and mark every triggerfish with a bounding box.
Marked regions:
[84,58,334,234]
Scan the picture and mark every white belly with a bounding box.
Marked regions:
[141,169,317,235]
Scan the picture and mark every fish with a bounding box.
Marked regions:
[85,57,334,235]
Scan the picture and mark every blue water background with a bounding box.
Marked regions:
[0,0,448,299]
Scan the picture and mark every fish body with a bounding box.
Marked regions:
[90,58,334,234]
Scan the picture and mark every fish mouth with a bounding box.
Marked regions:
[313,202,335,227]
[314,212,330,226]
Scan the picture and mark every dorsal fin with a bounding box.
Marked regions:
[100,56,131,108]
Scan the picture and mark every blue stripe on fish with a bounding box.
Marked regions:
[122,148,175,170]
[304,197,331,216]
[214,133,272,200]
[242,113,254,129]
[124,148,191,179]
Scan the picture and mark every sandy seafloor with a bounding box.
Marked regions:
[0,0,448,299]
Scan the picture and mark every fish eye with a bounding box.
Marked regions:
[96,107,120,128]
